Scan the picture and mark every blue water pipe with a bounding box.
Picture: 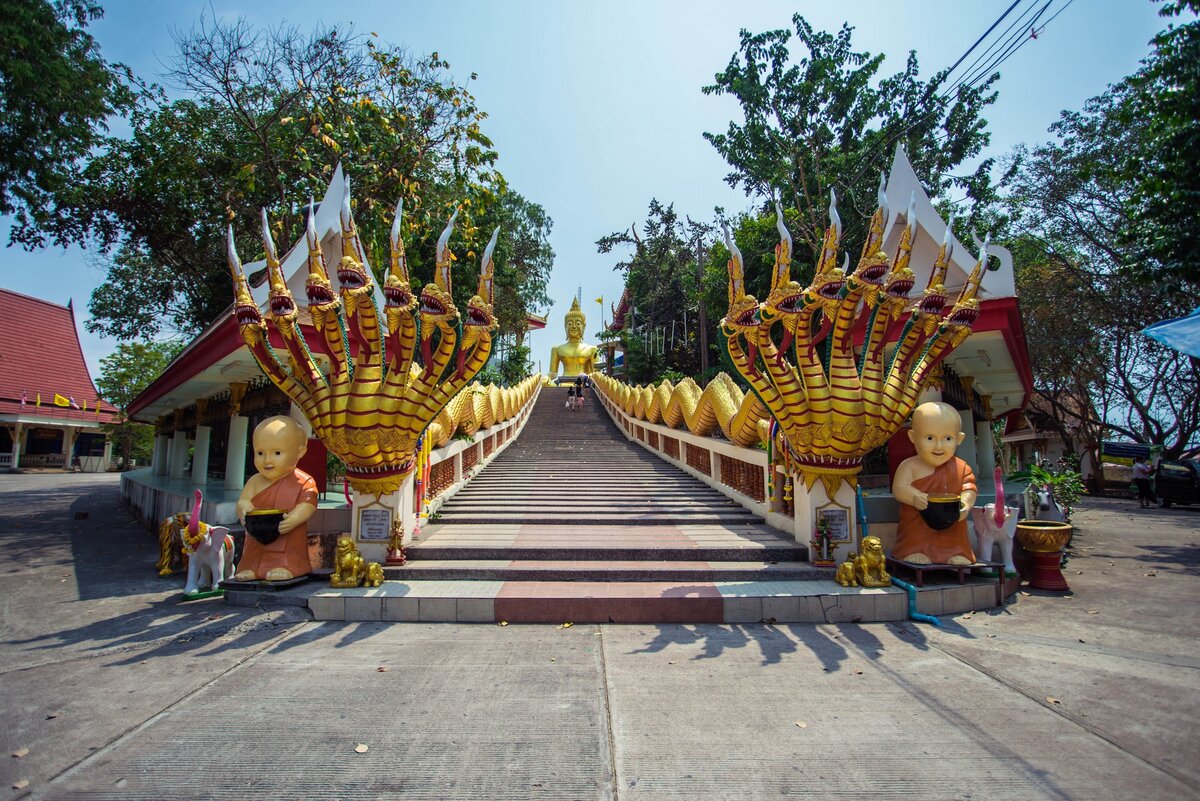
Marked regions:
[856,486,942,627]
[890,576,943,627]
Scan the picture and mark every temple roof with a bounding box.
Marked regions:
[0,289,117,423]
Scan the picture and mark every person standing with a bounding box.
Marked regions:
[1132,456,1155,508]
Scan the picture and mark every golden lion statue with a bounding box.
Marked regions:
[330,535,384,588]
[835,535,891,588]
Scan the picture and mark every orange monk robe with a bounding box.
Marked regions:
[893,458,978,564]
[236,469,317,580]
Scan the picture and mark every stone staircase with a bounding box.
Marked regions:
[290,386,1008,624]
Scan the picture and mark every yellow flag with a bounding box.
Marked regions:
[54,393,70,407]
[594,297,603,304]
[81,399,88,412]
[35,393,41,407]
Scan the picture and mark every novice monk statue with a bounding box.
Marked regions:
[234,415,317,582]
[891,401,978,565]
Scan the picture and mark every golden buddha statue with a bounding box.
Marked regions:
[549,297,599,382]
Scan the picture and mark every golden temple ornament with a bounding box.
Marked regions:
[719,175,988,492]
[227,174,501,495]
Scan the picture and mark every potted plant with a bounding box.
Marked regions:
[1010,460,1083,591]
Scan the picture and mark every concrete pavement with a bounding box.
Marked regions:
[1,472,1196,800]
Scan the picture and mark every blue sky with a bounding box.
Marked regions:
[0,0,1173,378]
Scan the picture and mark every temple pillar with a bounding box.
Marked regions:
[10,423,22,470]
[152,434,169,475]
[224,383,249,491]
[61,427,77,470]
[976,419,996,486]
[102,440,113,471]
[191,426,211,485]
[957,409,979,477]
[224,418,249,491]
[169,430,190,479]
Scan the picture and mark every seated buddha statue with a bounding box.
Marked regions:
[549,297,599,382]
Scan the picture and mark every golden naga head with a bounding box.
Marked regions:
[227,226,267,348]
[909,213,956,333]
[465,226,499,335]
[302,199,340,320]
[383,198,418,319]
[335,176,374,298]
[942,233,989,331]
[720,222,761,337]
[262,209,300,333]
[804,190,847,311]
[880,195,918,309]
[419,208,460,337]
[761,202,805,324]
[851,173,892,292]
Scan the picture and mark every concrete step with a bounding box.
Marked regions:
[292,575,1018,624]
[431,513,760,526]
[384,559,826,582]
[406,545,806,561]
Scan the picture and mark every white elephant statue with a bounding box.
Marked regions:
[971,466,1020,578]
[182,489,235,595]
[971,504,1020,577]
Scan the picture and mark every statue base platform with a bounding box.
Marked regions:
[886,557,1006,607]
[219,574,313,592]
[179,588,224,602]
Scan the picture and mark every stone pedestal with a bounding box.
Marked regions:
[791,474,860,566]
[349,472,417,565]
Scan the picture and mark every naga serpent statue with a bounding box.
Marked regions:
[722,175,987,496]
[227,177,503,496]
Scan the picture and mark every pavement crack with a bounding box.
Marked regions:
[926,636,1199,793]
[597,624,618,801]
[38,620,312,792]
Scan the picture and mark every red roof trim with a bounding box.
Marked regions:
[126,315,243,419]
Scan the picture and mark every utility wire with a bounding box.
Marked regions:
[835,0,1072,212]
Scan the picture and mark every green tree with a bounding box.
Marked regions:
[1121,1,1200,289]
[997,62,1200,460]
[703,14,997,268]
[0,0,134,242]
[34,16,532,340]
[96,340,183,469]
[596,200,711,383]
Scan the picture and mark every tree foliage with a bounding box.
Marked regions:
[596,201,711,382]
[703,14,997,268]
[1121,1,1200,288]
[96,340,184,468]
[0,0,134,234]
[22,15,551,340]
[996,20,1200,460]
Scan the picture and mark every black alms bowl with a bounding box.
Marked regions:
[244,509,285,545]
[919,495,961,531]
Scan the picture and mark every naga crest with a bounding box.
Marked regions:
[227,176,499,495]
[721,178,987,494]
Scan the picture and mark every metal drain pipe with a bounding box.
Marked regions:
[891,577,942,627]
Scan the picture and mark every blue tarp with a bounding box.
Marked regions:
[1143,306,1200,357]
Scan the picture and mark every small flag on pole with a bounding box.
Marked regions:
[69,396,81,410]
[35,393,41,407]
[20,390,27,406]
[54,393,70,407]
[81,399,88,412]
